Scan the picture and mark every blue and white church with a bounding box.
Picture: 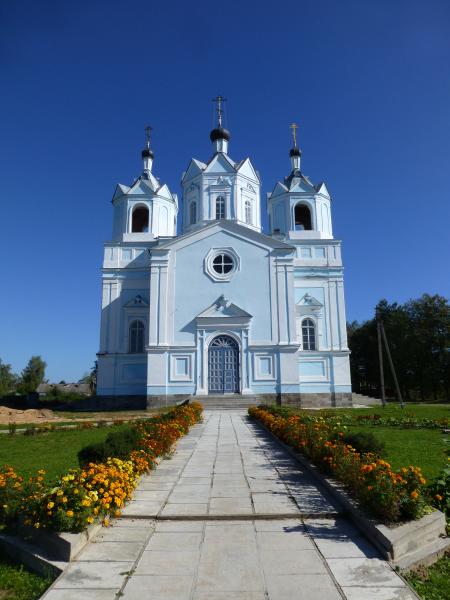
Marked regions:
[97,107,352,407]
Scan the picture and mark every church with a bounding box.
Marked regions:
[97,101,352,407]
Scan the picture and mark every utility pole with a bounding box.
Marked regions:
[377,316,386,407]
[380,320,405,408]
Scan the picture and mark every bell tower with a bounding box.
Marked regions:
[111,128,178,242]
[268,123,333,239]
[181,97,262,233]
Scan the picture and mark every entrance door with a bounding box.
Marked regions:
[208,335,240,394]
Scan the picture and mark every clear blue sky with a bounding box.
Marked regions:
[1,0,449,383]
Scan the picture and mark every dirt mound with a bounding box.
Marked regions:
[0,406,63,424]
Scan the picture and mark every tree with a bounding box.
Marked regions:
[0,359,17,397]
[80,361,97,395]
[18,356,47,395]
[348,294,450,402]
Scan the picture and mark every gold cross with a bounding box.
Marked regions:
[144,125,152,146]
[290,122,299,147]
[213,95,226,127]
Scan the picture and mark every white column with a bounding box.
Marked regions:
[336,280,348,349]
[328,280,340,350]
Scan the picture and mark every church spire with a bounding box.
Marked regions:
[210,95,231,154]
[289,122,302,171]
[142,125,154,176]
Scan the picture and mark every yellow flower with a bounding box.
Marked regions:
[86,516,94,524]
[66,510,74,517]
[410,490,419,499]
[435,494,443,501]
[47,502,54,509]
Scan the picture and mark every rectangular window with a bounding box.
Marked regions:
[300,247,312,258]
[314,247,326,258]
[175,357,188,376]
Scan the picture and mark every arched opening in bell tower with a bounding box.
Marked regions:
[294,203,312,231]
[131,206,149,232]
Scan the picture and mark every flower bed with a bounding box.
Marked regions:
[0,402,203,532]
[249,405,427,523]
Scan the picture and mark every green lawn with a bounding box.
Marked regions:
[0,556,52,600]
[0,424,131,483]
[406,552,450,600]
[345,425,448,480]
[315,403,450,420]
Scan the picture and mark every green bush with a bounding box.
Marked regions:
[78,427,140,465]
[341,431,385,455]
[40,387,90,404]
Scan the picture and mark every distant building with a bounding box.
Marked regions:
[97,103,352,407]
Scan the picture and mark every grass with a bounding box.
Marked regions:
[0,555,52,600]
[405,552,450,600]
[345,425,448,480]
[0,424,132,483]
[314,403,450,420]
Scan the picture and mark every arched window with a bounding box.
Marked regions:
[245,200,252,224]
[131,206,149,233]
[129,320,145,353]
[294,204,312,231]
[216,196,225,219]
[190,201,197,225]
[302,318,316,350]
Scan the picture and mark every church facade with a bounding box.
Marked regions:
[97,112,352,407]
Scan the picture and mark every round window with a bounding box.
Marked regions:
[212,253,234,274]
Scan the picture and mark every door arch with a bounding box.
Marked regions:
[208,335,240,394]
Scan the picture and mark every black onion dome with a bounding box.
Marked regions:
[210,127,231,143]
[141,147,154,159]
[289,147,302,158]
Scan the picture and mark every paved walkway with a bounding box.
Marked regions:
[43,411,417,600]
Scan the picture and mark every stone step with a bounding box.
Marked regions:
[194,395,260,410]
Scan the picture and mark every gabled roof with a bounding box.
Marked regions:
[296,293,323,308]
[182,158,207,182]
[204,152,236,174]
[235,157,260,181]
[127,176,160,195]
[269,181,289,199]
[112,174,176,204]
[269,170,330,200]
[153,219,295,253]
[197,295,252,319]
[182,152,260,183]
[315,182,330,197]
[124,294,149,307]
[112,183,131,201]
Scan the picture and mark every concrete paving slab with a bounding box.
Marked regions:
[327,557,407,587]
[52,561,131,589]
[259,549,328,575]
[160,502,209,517]
[135,550,200,575]
[254,519,305,532]
[209,497,253,515]
[194,593,266,600]
[43,590,118,600]
[145,532,203,552]
[154,520,204,532]
[121,574,194,600]
[75,540,144,562]
[342,586,418,599]
[256,530,314,551]
[95,525,152,542]
[265,573,342,600]
[121,500,161,517]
